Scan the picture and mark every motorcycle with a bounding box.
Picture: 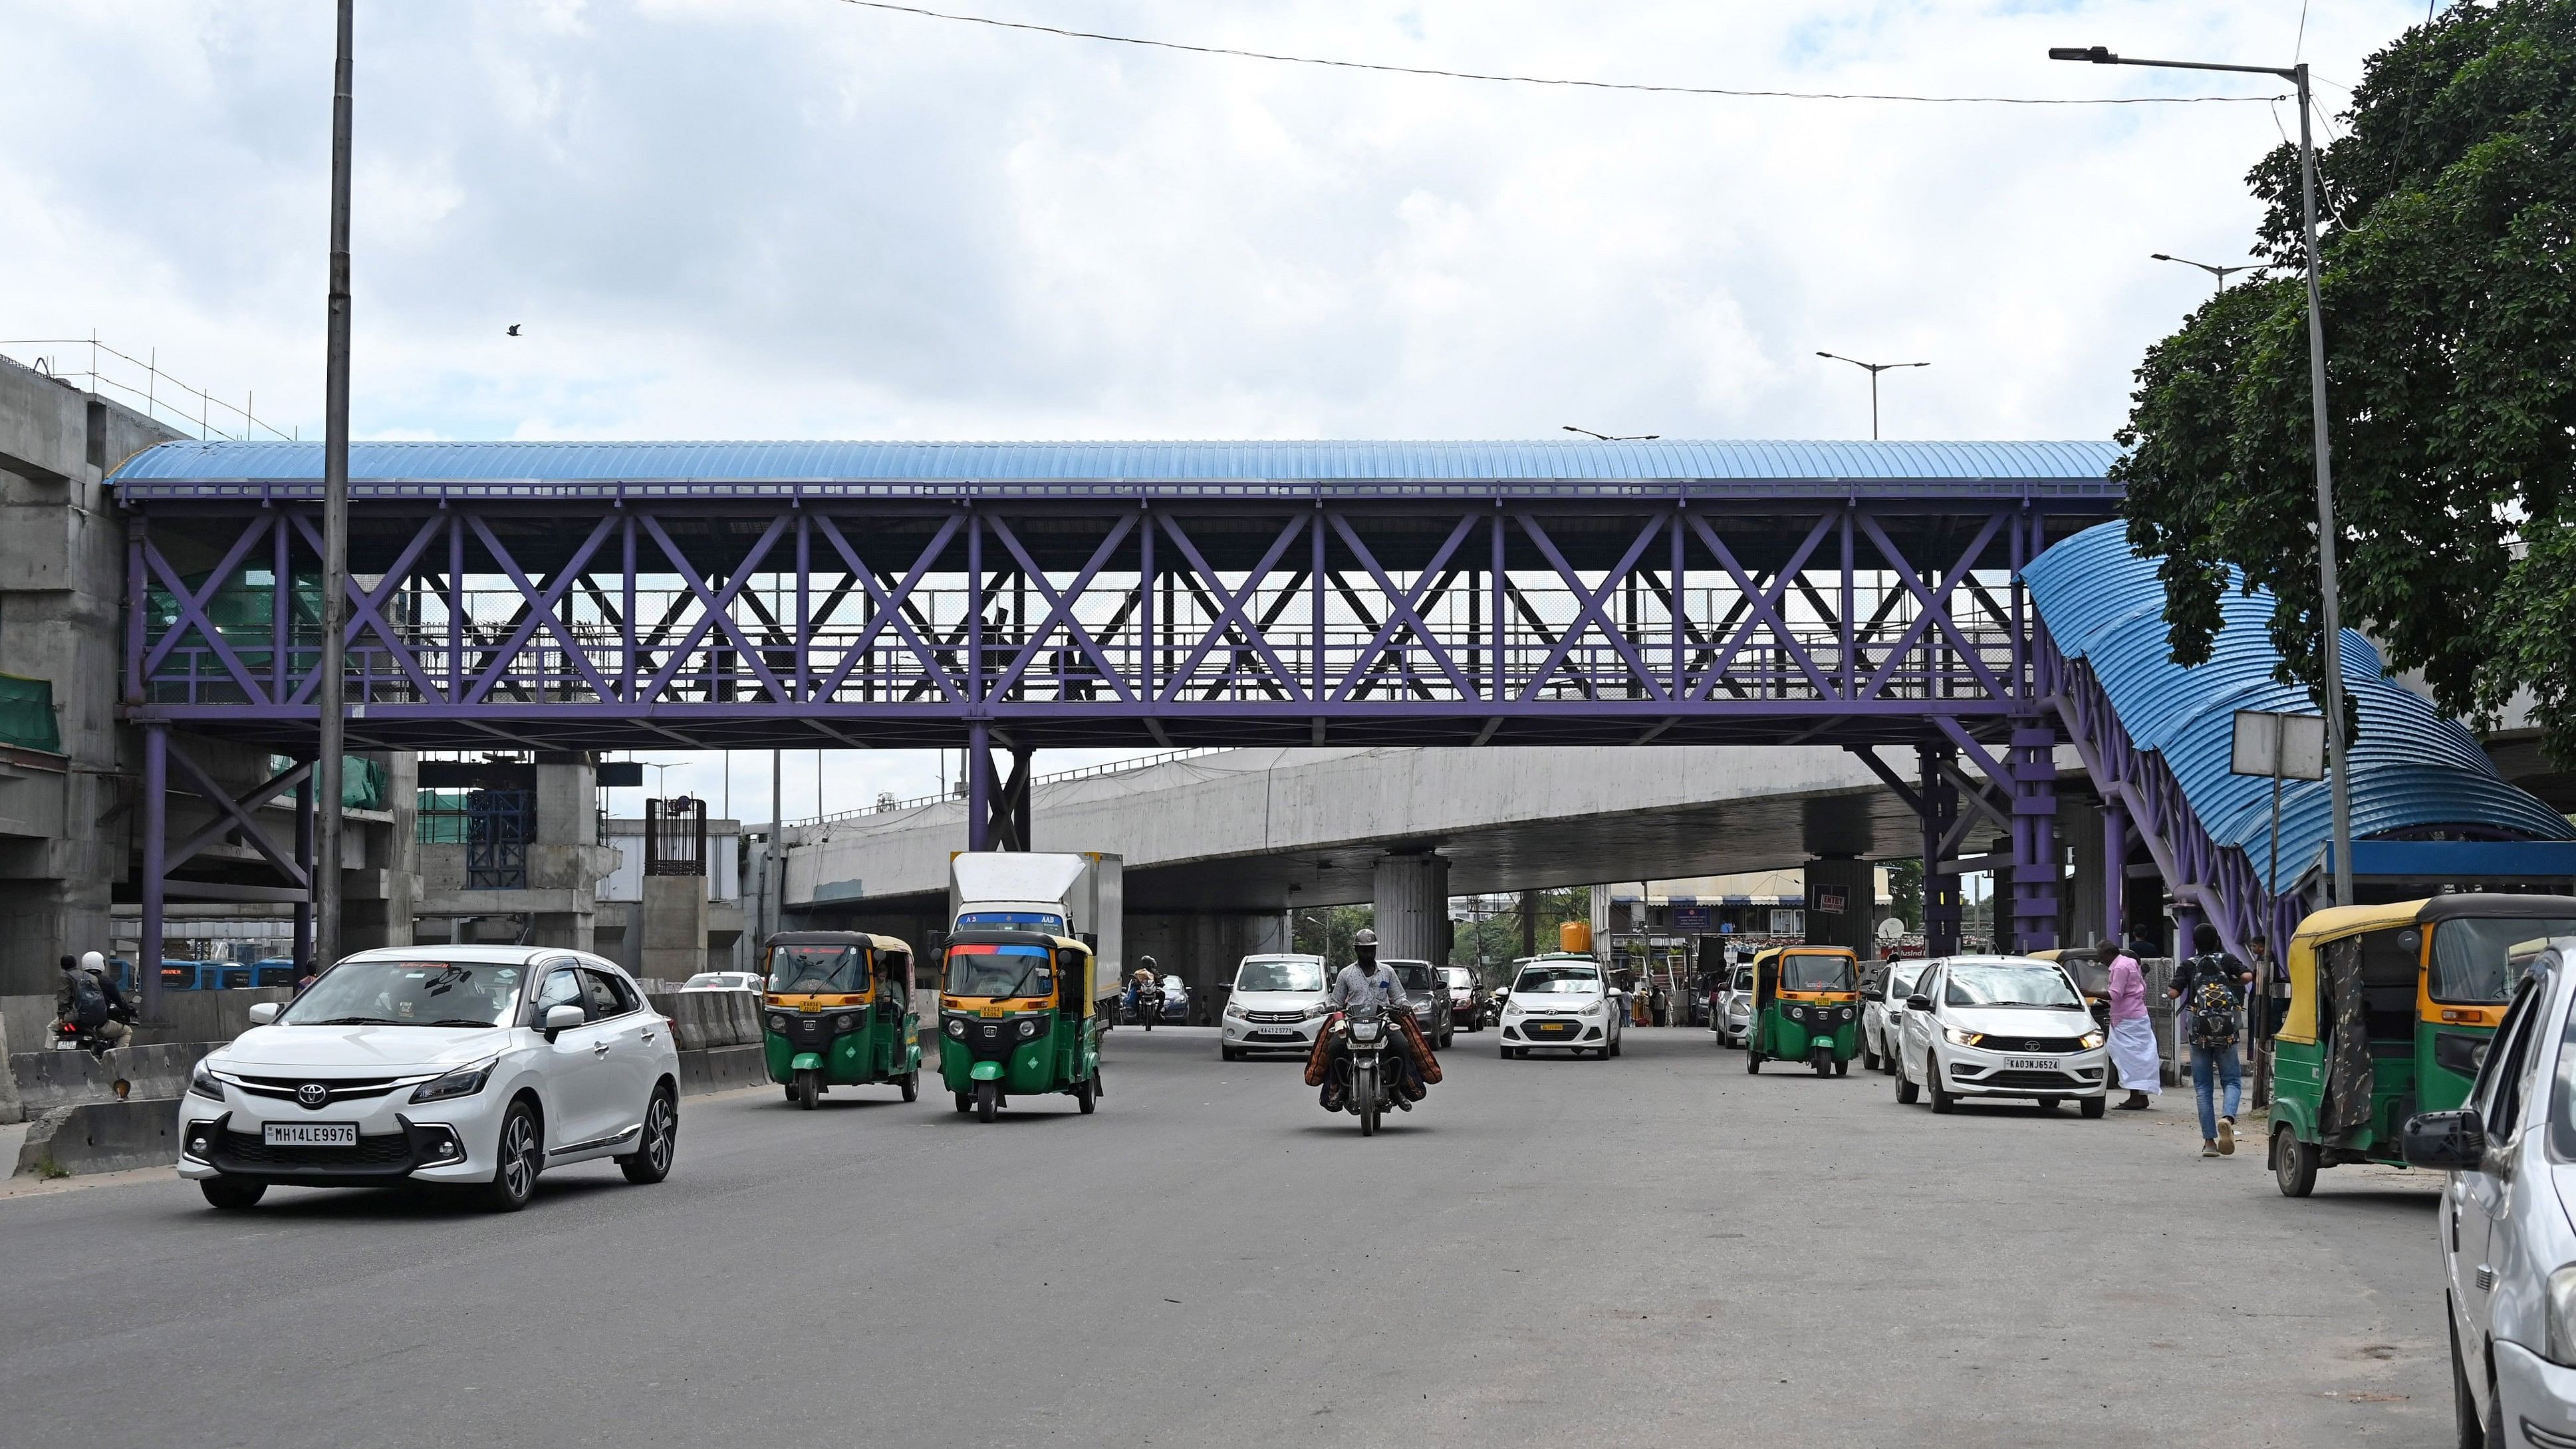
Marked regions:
[51,1017,110,1055]
[1326,1009,1421,1136]
[1129,985,1163,1031]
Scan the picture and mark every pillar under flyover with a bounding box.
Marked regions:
[2006,718,2061,954]
[1372,852,1450,966]
[1916,743,1961,960]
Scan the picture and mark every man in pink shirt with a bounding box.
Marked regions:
[2101,938,2160,1110]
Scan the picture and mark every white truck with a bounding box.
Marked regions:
[947,852,1124,1003]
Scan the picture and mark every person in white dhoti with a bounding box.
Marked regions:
[2101,939,2160,1109]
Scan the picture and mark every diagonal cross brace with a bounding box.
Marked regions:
[983,513,1140,704]
[1684,513,1839,702]
[142,515,278,702]
[1512,513,1670,704]
[1327,513,1480,702]
[1154,513,1311,705]
[161,737,309,888]
[637,513,793,704]
[808,513,969,704]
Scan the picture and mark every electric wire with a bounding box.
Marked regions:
[828,0,2289,105]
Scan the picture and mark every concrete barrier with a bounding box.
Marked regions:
[15,1099,180,1178]
[11,1042,217,1117]
[677,1043,769,1097]
[646,990,761,1051]
[2,988,296,1056]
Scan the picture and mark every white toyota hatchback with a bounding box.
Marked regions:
[177,946,681,1212]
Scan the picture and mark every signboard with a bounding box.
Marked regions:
[1813,885,1849,915]
[1672,904,1712,932]
[2230,709,2327,781]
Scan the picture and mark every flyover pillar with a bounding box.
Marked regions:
[2007,719,2061,953]
[1372,852,1450,966]
[965,724,994,852]
[1917,745,1961,959]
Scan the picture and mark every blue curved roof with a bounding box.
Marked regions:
[2026,521,2572,890]
[108,438,2123,501]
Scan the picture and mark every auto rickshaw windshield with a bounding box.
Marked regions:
[768,944,866,994]
[1780,954,1856,991]
[2435,918,2576,1003]
[946,943,1054,998]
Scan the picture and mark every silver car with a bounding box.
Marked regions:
[2404,936,2576,1447]
[1713,964,1753,1047]
[1386,959,1454,1049]
[1863,958,1931,1073]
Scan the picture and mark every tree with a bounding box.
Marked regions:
[1887,858,1924,930]
[2113,1,2576,763]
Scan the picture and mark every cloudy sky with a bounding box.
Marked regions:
[2,0,2432,820]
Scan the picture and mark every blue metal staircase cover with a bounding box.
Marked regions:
[2025,521,2572,891]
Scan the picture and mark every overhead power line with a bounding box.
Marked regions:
[830,1,2289,105]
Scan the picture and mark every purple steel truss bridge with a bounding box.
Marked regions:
[113,438,2124,968]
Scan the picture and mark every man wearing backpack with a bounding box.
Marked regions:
[2167,922,2255,1158]
[56,951,132,1053]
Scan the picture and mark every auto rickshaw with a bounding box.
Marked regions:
[938,929,1104,1122]
[2269,894,2576,1197]
[1745,944,1861,1076]
[761,931,923,1109]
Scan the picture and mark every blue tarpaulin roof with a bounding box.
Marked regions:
[2025,522,2573,891]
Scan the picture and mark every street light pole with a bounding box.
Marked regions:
[314,0,355,968]
[2053,45,2354,906]
[2150,252,2259,296]
[1813,352,1929,440]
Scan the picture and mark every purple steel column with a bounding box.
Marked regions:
[2101,801,2128,948]
[140,725,168,1022]
[966,722,994,852]
[2007,716,2060,952]
[1009,742,1033,851]
[293,767,315,966]
[1918,743,1961,958]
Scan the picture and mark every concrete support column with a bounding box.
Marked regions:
[965,723,993,853]
[1372,852,1450,965]
[2006,719,2061,954]
[139,725,166,1020]
[1917,744,1961,959]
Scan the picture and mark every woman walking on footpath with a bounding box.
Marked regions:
[2101,938,2159,1111]
[2168,922,2256,1158]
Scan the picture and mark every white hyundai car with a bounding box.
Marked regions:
[1499,954,1623,1059]
[1220,954,1331,1061]
[1892,956,2110,1117]
[177,946,682,1212]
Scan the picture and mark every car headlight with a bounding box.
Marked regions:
[1017,1018,1040,1039]
[1224,1003,1248,1020]
[1943,1027,1983,1047]
[409,1058,495,1104]
[187,1059,226,1103]
[2079,1031,2105,1050]
[1578,1001,1604,1017]
[1503,1001,1525,1016]
[1303,1002,1333,1019]
[2545,1265,2576,1367]
[944,1018,967,1038]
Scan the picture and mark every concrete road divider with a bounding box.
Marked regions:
[678,1044,768,1096]
[11,1043,216,1118]
[15,1099,180,1178]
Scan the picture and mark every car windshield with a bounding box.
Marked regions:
[2435,918,2576,1004]
[946,943,1054,998]
[682,973,727,989]
[1444,969,1473,991]
[956,910,1066,934]
[1887,962,1928,999]
[1780,954,1855,991]
[768,944,867,993]
[1390,963,1438,992]
[1235,957,1325,993]
[1943,962,2082,1009]
[1732,968,1753,991]
[1515,966,1599,993]
[280,960,524,1027]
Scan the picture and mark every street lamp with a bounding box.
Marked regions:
[2150,252,2259,295]
[1562,426,1659,441]
[1813,352,1928,440]
[2053,43,2355,906]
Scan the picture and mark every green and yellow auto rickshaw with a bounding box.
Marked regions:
[761,932,923,1109]
[2269,893,2576,1196]
[1745,944,1861,1077]
[938,929,1104,1122]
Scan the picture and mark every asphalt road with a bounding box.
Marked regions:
[0,1025,2444,1448]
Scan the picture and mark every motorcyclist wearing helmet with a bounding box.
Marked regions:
[1319,929,1413,1109]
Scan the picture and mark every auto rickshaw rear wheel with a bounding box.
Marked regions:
[953,1091,971,1115]
[1833,1058,1848,1077]
[1076,1074,1096,1113]
[900,1071,918,1103]
[975,1078,999,1123]
[2272,1122,2318,1198]
[1745,1049,1761,1075]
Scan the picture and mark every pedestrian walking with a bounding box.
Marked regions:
[2101,938,2159,1110]
[2169,922,2255,1158]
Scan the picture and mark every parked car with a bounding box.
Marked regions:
[679,971,762,993]
[1444,968,1487,1032]
[2402,934,2576,1447]
[176,946,682,1213]
[1891,956,2110,1116]
[1862,957,1932,1073]
[1385,959,1454,1049]
[1498,954,1622,1060]
[1220,953,1330,1061]
[1713,963,1754,1047]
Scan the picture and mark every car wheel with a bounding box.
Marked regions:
[1221,1045,1241,1062]
[2450,1301,2487,1449]
[1927,1055,1956,1115]
[1441,1031,1454,1051]
[480,1101,541,1212]
[900,1071,920,1103]
[199,1176,265,1211]
[1862,1043,1880,1072]
[618,1088,678,1185]
[2037,1096,2061,1111]
[1894,1052,1918,1104]
[2273,1122,2318,1198]
[2079,1095,2107,1120]
[1609,1037,1622,1059]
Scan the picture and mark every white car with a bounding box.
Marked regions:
[1892,956,2111,1117]
[1863,958,1932,1073]
[679,971,761,993]
[1714,962,1754,1047]
[1220,954,1330,1061]
[177,946,682,1212]
[1499,955,1623,1060]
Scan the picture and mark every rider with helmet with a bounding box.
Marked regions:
[1317,929,1424,1110]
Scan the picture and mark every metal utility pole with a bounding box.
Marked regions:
[768,748,783,940]
[313,0,355,968]
[2150,252,2259,296]
[2053,45,2354,905]
[1813,352,1929,440]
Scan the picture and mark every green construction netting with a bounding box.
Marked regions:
[0,674,61,753]
[267,753,388,810]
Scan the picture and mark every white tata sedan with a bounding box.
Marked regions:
[1499,955,1623,1059]
[1892,956,2110,1117]
[177,947,681,1212]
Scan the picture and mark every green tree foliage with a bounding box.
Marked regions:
[2114,1,2576,761]
[1887,858,1924,930]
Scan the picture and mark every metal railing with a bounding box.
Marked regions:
[0,335,297,443]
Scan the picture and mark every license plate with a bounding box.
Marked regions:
[2007,1057,2060,1071]
[1248,1031,1299,1041]
[1533,1022,1573,1035]
[263,1122,356,1148]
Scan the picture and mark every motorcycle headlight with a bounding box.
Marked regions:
[409,1058,495,1104]
[2079,1031,2106,1050]
[2545,1265,2576,1367]
[1943,1027,1984,1047]
[1017,1018,1040,1039]
[187,1059,226,1103]
[944,1018,967,1038]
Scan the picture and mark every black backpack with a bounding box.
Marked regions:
[68,971,110,1029]
[2184,956,2240,1049]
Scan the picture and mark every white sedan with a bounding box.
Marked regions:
[1892,956,2111,1117]
[177,946,681,1212]
[1498,956,1623,1059]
